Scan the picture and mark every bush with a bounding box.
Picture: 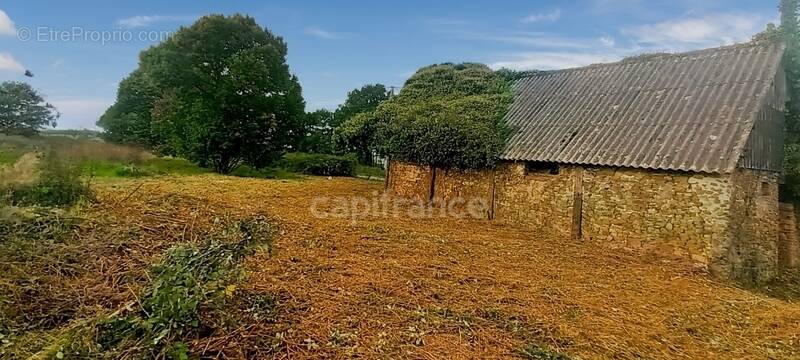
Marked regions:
[4,152,94,207]
[279,152,356,176]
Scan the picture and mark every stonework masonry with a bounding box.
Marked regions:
[387,161,796,284]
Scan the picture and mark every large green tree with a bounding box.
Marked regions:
[770,0,800,199]
[98,14,305,173]
[339,63,513,170]
[332,84,390,128]
[295,109,335,154]
[0,82,59,136]
[96,70,163,150]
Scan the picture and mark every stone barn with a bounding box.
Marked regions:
[386,42,799,284]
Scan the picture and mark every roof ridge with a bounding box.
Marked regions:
[516,41,784,80]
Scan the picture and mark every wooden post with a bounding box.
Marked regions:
[429,166,437,203]
[489,168,496,220]
[571,167,583,241]
[384,158,390,191]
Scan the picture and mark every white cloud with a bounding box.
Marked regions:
[599,35,615,47]
[117,15,195,29]
[0,10,15,36]
[624,12,771,48]
[304,27,346,40]
[521,9,562,23]
[48,97,113,129]
[490,51,624,71]
[0,53,24,73]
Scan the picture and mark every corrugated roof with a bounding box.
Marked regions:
[500,42,785,174]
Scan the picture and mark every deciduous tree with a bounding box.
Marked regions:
[333,84,390,128]
[98,14,305,173]
[0,82,59,136]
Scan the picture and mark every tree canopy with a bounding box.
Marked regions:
[97,70,162,149]
[332,84,391,128]
[295,109,335,154]
[0,82,59,136]
[775,0,800,199]
[97,14,305,173]
[338,63,513,170]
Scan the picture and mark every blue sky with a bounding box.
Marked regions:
[0,0,780,129]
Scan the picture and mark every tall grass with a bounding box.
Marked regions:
[0,134,152,164]
[2,152,94,207]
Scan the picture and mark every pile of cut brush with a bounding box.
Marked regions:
[0,185,275,359]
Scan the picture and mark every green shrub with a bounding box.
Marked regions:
[4,152,94,207]
[279,152,356,176]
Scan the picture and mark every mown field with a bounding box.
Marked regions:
[1,138,800,359]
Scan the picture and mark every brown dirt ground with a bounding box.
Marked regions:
[89,175,800,359]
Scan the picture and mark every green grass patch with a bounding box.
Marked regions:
[0,151,21,166]
[355,164,385,179]
[81,158,209,178]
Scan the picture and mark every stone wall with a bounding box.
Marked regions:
[492,162,575,237]
[386,161,787,283]
[432,167,494,218]
[719,169,781,284]
[779,203,800,270]
[580,167,731,263]
[386,161,432,202]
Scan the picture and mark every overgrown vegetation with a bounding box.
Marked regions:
[336,63,514,170]
[0,134,152,165]
[89,217,273,359]
[331,84,392,163]
[779,1,800,201]
[279,152,357,176]
[2,152,93,207]
[0,209,274,359]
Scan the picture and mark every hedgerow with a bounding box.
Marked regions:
[279,152,357,176]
